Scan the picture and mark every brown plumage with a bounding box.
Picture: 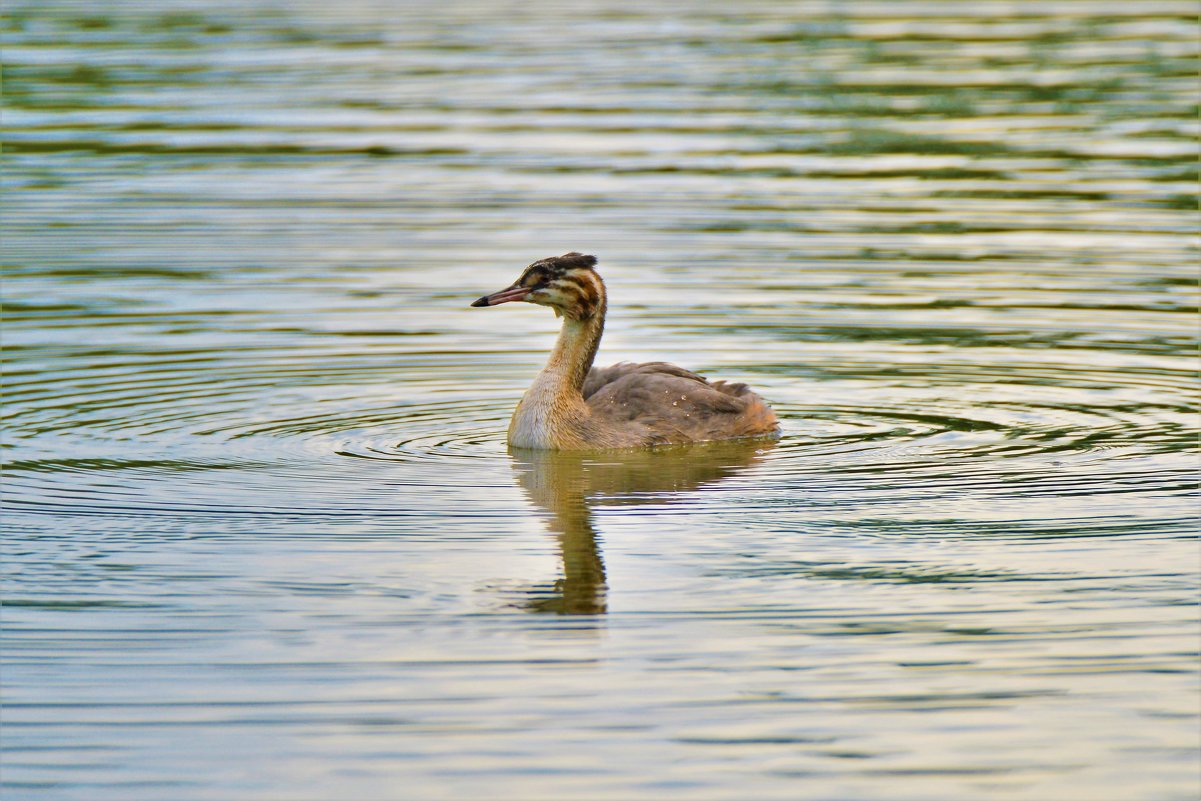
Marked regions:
[471,253,779,450]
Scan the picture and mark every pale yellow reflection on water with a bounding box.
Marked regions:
[2,1,1198,799]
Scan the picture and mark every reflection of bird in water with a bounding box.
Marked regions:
[511,440,774,615]
[472,253,778,450]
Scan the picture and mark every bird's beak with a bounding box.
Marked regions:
[471,284,530,307]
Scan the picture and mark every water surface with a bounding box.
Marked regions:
[3,1,1198,799]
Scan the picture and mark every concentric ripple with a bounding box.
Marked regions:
[3,352,1193,526]
[3,2,1198,800]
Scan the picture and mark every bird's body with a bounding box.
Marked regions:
[472,253,778,450]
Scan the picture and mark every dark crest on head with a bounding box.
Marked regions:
[531,252,597,274]
[519,252,598,287]
[515,252,604,321]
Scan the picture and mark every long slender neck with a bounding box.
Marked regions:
[538,299,606,398]
[509,289,607,449]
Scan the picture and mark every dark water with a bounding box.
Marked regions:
[3,1,1198,799]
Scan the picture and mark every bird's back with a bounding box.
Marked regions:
[583,361,778,446]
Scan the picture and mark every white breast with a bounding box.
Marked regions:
[507,379,559,449]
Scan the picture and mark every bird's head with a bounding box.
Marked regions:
[471,252,604,320]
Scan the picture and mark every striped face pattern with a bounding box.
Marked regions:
[514,252,605,321]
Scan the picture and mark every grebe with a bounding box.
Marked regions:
[471,252,779,450]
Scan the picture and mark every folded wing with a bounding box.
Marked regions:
[583,361,778,445]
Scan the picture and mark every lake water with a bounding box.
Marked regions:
[3,1,1198,799]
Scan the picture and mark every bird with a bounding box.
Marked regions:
[471,252,779,450]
